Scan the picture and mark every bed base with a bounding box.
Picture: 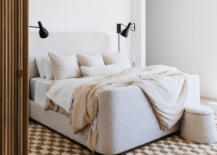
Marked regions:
[29,75,200,154]
[29,117,179,155]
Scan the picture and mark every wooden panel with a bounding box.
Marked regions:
[0,0,29,155]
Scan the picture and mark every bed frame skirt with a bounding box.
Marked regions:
[29,75,200,155]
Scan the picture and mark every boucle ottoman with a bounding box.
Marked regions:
[180,105,217,144]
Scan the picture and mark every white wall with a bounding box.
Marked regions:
[131,0,146,67]
[147,0,217,99]
[29,0,132,61]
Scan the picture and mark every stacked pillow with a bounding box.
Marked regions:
[101,52,131,71]
[81,63,120,77]
[76,53,105,67]
[35,57,45,78]
[48,53,81,80]
[35,52,131,80]
[41,57,54,80]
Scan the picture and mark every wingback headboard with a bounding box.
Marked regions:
[29,32,111,81]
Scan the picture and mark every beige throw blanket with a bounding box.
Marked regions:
[72,65,191,152]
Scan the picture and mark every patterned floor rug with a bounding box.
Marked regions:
[29,114,217,155]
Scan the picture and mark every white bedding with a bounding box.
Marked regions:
[46,65,192,151]
[46,65,192,129]
[31,77,103,109]
[30,78,53,106]
[46,76,103,112]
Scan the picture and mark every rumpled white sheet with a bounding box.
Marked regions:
[46,76,103,112]
[46,65,191,130]
[45,65,192,152]
[35,79,52,106]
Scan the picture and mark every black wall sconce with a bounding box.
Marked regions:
[29,21,49,39]
[117,22,135,51]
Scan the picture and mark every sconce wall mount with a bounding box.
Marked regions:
[117,22,135,51]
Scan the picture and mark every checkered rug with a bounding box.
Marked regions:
[29,114,217,155]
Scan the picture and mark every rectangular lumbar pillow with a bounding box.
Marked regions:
[48,52,81,80]
[41,57,54,80]
[35,57,45,78]
[76,52,105,67]
[80,63,120,77]
[101,52,131,71]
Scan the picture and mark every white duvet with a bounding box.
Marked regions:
[45,65,192,151]
[46,76,103,112]
[45,65,191,129]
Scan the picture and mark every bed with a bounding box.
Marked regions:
[29,32,200,155]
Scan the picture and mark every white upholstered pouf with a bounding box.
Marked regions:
[180,105,217,144]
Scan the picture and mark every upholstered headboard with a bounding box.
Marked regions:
[29,32,111,81]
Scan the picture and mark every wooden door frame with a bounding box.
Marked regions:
[0,0,29,155]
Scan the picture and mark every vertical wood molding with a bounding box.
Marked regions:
[23,1,29,155]
[0,0,29,155]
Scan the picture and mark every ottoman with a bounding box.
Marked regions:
[180,105,217,144]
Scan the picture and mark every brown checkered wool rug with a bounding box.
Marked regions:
[29,114,217,155]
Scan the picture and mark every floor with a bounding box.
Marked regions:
[201,97,217,113]
[29,97,217,155]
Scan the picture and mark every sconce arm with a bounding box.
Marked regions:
[29,26,39,28]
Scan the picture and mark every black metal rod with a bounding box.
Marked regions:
[121,23,135,30]
[118,33,120,51]
[131,23,136,31]
[121,24,127,27]
[29,26,39,28]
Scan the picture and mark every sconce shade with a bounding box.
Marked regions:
[120,22,131,38]
[38,21,49,38]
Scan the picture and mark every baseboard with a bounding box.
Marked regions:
[200,89,217,100]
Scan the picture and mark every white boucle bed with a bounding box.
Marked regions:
[29,32,200,154]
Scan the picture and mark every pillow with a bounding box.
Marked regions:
[41,57,54,80]
[80,63,120,77]
[76,52,105,67]
[48,52,81,80]
[101,52,131,71]
[35,57,45,78]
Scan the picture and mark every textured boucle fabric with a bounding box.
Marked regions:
[185,105,213,115]
[181,106,217,144]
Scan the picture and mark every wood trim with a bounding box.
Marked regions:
[23,1,29,155]
[0,0,29,155]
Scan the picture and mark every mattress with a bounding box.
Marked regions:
[30,77,53,106]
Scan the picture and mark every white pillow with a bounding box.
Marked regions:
[41,57,54,80]
[76,52,105,67]
[48,52,81,80]
[35,57,45,78]
[101,52,131,71]
[80,63,120,77]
